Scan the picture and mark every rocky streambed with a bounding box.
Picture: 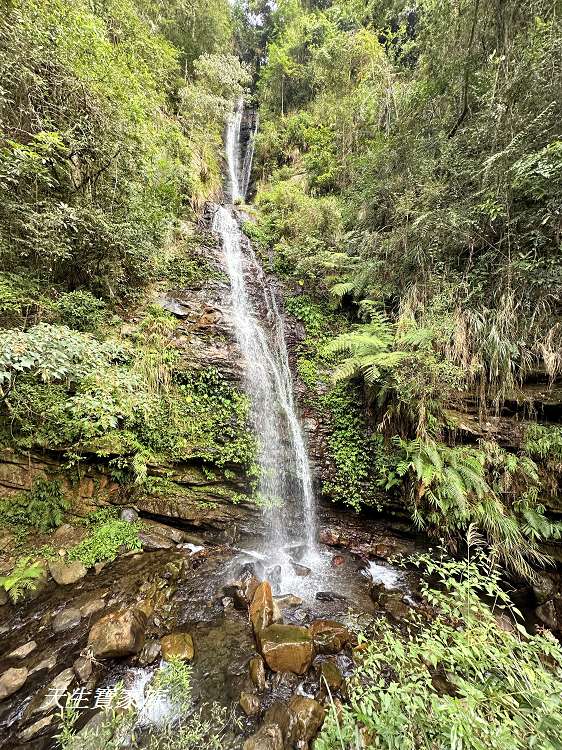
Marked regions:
[0,514,426,749]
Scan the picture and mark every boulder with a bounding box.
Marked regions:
[53,607,82,633]
[160,632,194,661]
[249,654,266,691]
[376,591,411,621]
[243,723,283,750]
[0,666,28,700]
[49,559,87,585]
[250,581,274,635]
[309,620,352,654]
[52,524,88,547]
[240,691,261,716]
[88,607,147,658]
[259,624,314,674]
[318,660,344,692]
[331,555,345,567]
[287,696,325,745]
[7,640,37,660]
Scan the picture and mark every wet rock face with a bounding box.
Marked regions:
[52,606,82,633]
[0,666,28,700]
[259,624,314,674]
[88,606,147,658]
[240,690,261,716]
[243,723,284,750]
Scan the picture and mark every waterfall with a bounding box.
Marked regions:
[212,100,317,575]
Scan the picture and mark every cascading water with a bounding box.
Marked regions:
[212,100,318,587]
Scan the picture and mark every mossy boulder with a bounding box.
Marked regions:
[259,624,314,674]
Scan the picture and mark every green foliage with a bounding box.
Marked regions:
[53,291,107,332]
[0,0,244,298]
[0,479,68,532]
[317,545,562,750]
[525,424,562,465]
[67,514,142,568]
[0,556,43,603]
[393,437,551,580]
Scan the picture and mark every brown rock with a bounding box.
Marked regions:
[0,666,28,700]
[331,555,345,567]
[79,598,106,618]
[49,559,87,585]
[243,723,283,750]
[288,696,325,745]
[53,524,88,547]
[250,581,274,635]
[249,655,266,691]
[536,601,557,630]
[240,691,261,716]
[274,594,303,611]
[264,701,293,740]
[259,624,314,674]
[88,607,147,658]
[309,620,352,654]
[160,632,194,661]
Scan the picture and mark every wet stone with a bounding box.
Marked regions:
[73,655,93,683]
[0,666,28,700]
[259,624,314,674]
[49,559,87,585]
[88,607,147,658]
[120,507,139,523]
[288,695,325,745]
[250,581,274,635]
[317,660,344,691]
[7,640,37,659]
[243,723,283,750]
[139,639,162,666]
[28,668,75,716]
[161,632,194,661]
[264,700,293,741]
[79,597,106,618]
[53,607,82,633]
[18,714,55,741]
[291,561,311,577]
[309,620,352,654]
[315,591,347,603]
[240,690,261,716]
[249,654,266,691]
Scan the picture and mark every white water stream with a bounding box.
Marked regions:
[212,100,318,587]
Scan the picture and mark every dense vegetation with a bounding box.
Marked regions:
[318,540,562,749]
[247,0,562,579]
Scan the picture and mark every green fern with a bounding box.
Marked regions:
[0,557,43,603]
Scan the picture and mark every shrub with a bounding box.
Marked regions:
[317,544,562,750]
[53,290,107,332]
[0,557,44,602]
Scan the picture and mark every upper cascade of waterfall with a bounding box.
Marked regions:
[212,99,318,583]
[224,98,257,204]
